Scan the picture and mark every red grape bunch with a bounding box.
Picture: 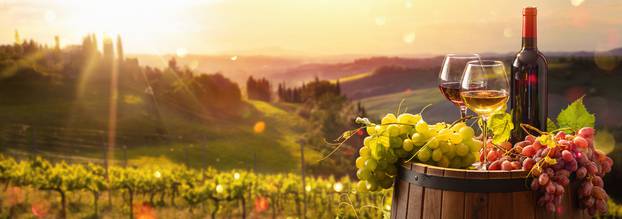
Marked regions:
[523,127,612,216]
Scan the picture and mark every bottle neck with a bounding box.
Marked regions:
[522,14,537,49]
[522,37,537,49]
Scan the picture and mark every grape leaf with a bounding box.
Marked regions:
[487,112,514,144]
[546,118,558,132]
[556,97,595,131]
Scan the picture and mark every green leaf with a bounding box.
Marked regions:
[556,97,595,131]
[546,118,558,132]
[487,112,514,144]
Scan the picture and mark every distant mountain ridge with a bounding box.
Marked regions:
[129,47,622,86]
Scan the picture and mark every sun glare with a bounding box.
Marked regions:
[59,0,216,37]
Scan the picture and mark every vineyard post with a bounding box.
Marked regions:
[299,142,307,219]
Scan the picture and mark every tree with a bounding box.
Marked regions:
[246,76,271,101]
[116,35,124,63]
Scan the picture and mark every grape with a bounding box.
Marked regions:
[538,173,550,186]
[501,160,512,170]
[359,146,371,158]
[465,139,478,152]
[488,160,501,170]
[486,150,499,162]
[592,186,607,200]
[578,127,595,138]
[510,161,521,170]
[427,138,439,149]
[532,140,543,150]
[444,149,456,160]
[449,133,463,144]
[455,143,469,157]
[387,124,400,137]
[523,158,535,171]
[417,148,431,162]
[437,129,451,140]
[576,167,587,179]
[438,157,450,168]
[500,142,512,151]
[458,126,475,139]
[411,133,425,145]
[573,136,588,148]
[595,199,607,213]
[399,113,420,124]
[402,139,414,151]
[555,131,566,140]
[432,149,443,162]
[355,157,366,169]
[587,163,598,174]
[356,168,371,180]
[381,113,397,124]
[366,125,377,135]
[451,122,466,132]
[561,150,574,162]
[415,121,429,134]
[521,145,536,157]
[546,202,556,213]
[356,180,369,192]
[439,141,452,153]
[365,159,377,171]
[583,196,595,208]
[545,183,556,194]
[592,176,604,188]
[525,135,536,143]
[582,182,593,196]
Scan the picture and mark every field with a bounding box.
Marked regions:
[0,90,321,173]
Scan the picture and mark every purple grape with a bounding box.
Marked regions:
[538,173,550,186]
[576,167,587,179]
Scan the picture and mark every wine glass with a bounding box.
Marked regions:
[438,54,481,119]
[460,60,509,166]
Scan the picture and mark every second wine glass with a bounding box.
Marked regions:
[460,60,509,166]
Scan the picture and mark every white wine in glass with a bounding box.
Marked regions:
[460,60,509,168]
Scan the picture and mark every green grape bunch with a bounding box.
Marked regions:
[353,113,480,192]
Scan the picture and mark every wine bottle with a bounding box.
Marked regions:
[510,7,548,142]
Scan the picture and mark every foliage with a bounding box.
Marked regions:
[555,96,596,132]
[0,154,389,218]
[246,76,271,101]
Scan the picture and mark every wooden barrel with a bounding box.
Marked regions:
[391,162,591,219]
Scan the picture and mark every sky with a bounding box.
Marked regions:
[0,0,621,56]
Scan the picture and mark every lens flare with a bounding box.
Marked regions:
[254,121,266,134]
[44,10,56,24]
[375,16,386,26]
[333,182,344,192]
[570,0,584,7]
[176,48,188,57]
[133,202,156,219]
[403,32,416,44]
[503,27,513,38]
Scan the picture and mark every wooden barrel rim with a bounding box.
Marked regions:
[398,163,532,193]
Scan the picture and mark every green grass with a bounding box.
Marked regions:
[359,88,445,118]
[118,100,321,173]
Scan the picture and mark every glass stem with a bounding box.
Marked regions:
[481,116,488,168]
[459,106,467,119]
